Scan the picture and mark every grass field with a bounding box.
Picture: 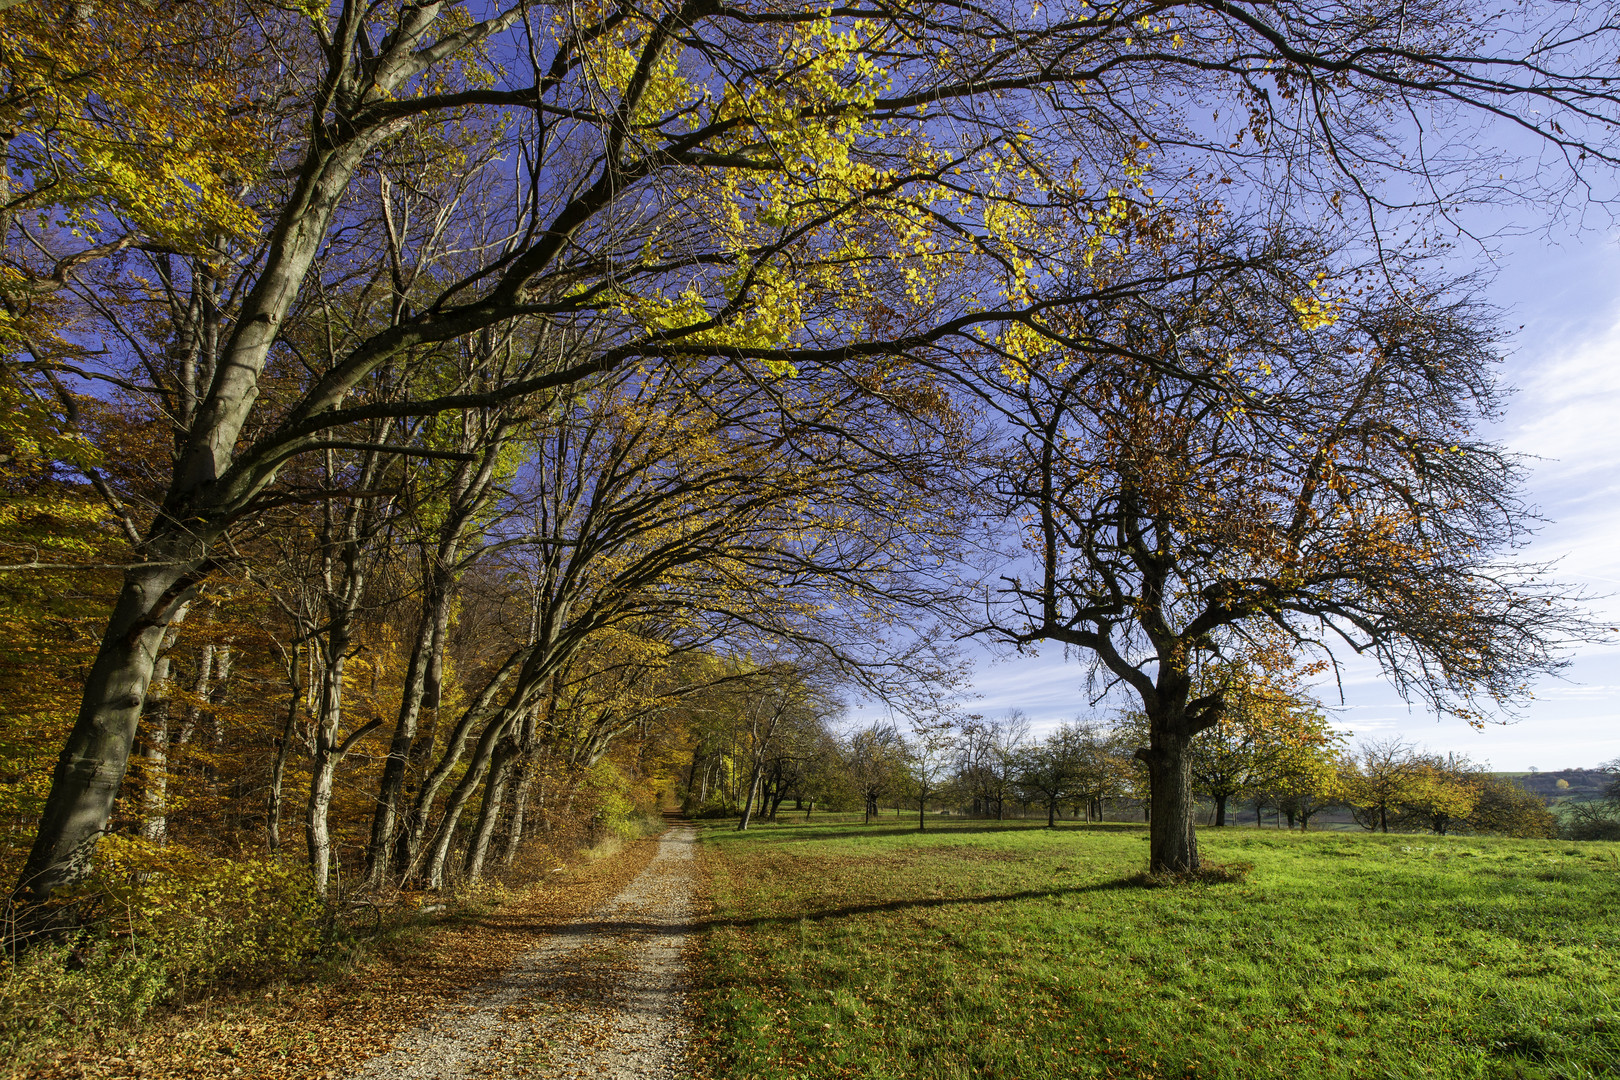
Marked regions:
[691,819,1620,1080]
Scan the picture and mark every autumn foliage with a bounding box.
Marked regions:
[0,0,1610,1045]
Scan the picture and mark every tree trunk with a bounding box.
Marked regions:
[416,707,522,888]
[396,644,533,878]
[367,590,448,884]
[306,654,346,898]
[13,560,197,931]
[1047,797,1056,827]
[139,638,180,845]
[465,742,517,884]
[266,661,301,854]
[1139,725,1199,874]
[207,643,233,746]
[139,720,169,846]
[1214,794,1228,827]
[502,754,537,867]
[736,763,763,831]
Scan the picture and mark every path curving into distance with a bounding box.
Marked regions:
[346,825,699,1080]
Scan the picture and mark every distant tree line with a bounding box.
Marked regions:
[682,661,1563,840]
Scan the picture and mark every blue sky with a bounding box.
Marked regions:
[957,226,1620,772]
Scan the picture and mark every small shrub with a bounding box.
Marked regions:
[91,836,324,994]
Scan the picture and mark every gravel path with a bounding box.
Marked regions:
[346,826,698,1080]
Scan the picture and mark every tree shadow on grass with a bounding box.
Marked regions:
[705,820,1149,844]
[704,875,1147,930]
[485,876,1149,942]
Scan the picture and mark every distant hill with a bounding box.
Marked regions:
[1500,769,1614,801]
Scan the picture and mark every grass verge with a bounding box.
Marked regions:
[691,819,1620,1080]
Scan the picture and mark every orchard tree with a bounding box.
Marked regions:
[1017,722,1085,828]
[1397,753,1483,835]
[1188,656,1342,827]
[845,724,909,824]
[1269,754,1343,832]
[971,234,1587,872]
[1340,739,1424,834]
[958,712,1029,819]
[905,713,960,831]
[1465,776,1554,838]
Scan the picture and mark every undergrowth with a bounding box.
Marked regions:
[0,825,631,1065]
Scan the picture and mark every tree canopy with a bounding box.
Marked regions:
[2,0,1617,925]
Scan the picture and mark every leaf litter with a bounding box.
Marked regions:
[14,827,700,1080]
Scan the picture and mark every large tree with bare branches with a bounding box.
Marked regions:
[970,230,1588,872]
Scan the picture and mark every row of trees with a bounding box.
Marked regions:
[680,673,1557,840]
[4,0,1618,948]
[1337,740,1556,838]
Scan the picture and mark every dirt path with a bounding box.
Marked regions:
[345,825,699,1080]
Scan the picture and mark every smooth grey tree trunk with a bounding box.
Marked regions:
[306,655,346,898]
[418,709,519,888]
[464,742,517,884]
[501,755,535,867]
[736,766,763,831]
[266,651,301,854]
[367,599,444,884]
[15,559,197,926]
[395,644,533,880]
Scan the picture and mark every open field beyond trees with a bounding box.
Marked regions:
[692,819,1620,1080]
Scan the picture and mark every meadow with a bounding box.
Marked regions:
[691,819,1620,1080]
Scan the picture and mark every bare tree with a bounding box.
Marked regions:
[969,236,1587,872]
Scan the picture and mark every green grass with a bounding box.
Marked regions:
[691,819,1620,1080]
